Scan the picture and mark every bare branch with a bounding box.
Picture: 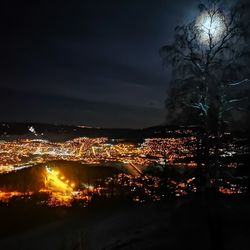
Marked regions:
[228,79,250,86]
[219,107,234,115]
[228,97,248,103]
[189,102,208,116]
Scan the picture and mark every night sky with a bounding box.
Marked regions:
[1,0,200,128]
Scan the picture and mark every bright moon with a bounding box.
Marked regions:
[196,11,226,45]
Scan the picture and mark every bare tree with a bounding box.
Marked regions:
[160,0,250,196]
[160,3,250,248]
[161,0,250,135]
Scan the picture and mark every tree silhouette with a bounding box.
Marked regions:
[161,0,250,135]
[161,3,250,248]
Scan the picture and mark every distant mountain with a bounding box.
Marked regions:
[0,122,197,141]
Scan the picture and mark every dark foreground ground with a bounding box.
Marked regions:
[0,194,249,250]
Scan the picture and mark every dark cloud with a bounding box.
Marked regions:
[0,87,162,128]
[0,0,199,128]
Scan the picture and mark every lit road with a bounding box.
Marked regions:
[125,161,143,177]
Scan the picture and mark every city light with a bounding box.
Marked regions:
[0,133,248,206]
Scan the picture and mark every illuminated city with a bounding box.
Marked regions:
[0,131,248,207]
[1,0,250,249]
